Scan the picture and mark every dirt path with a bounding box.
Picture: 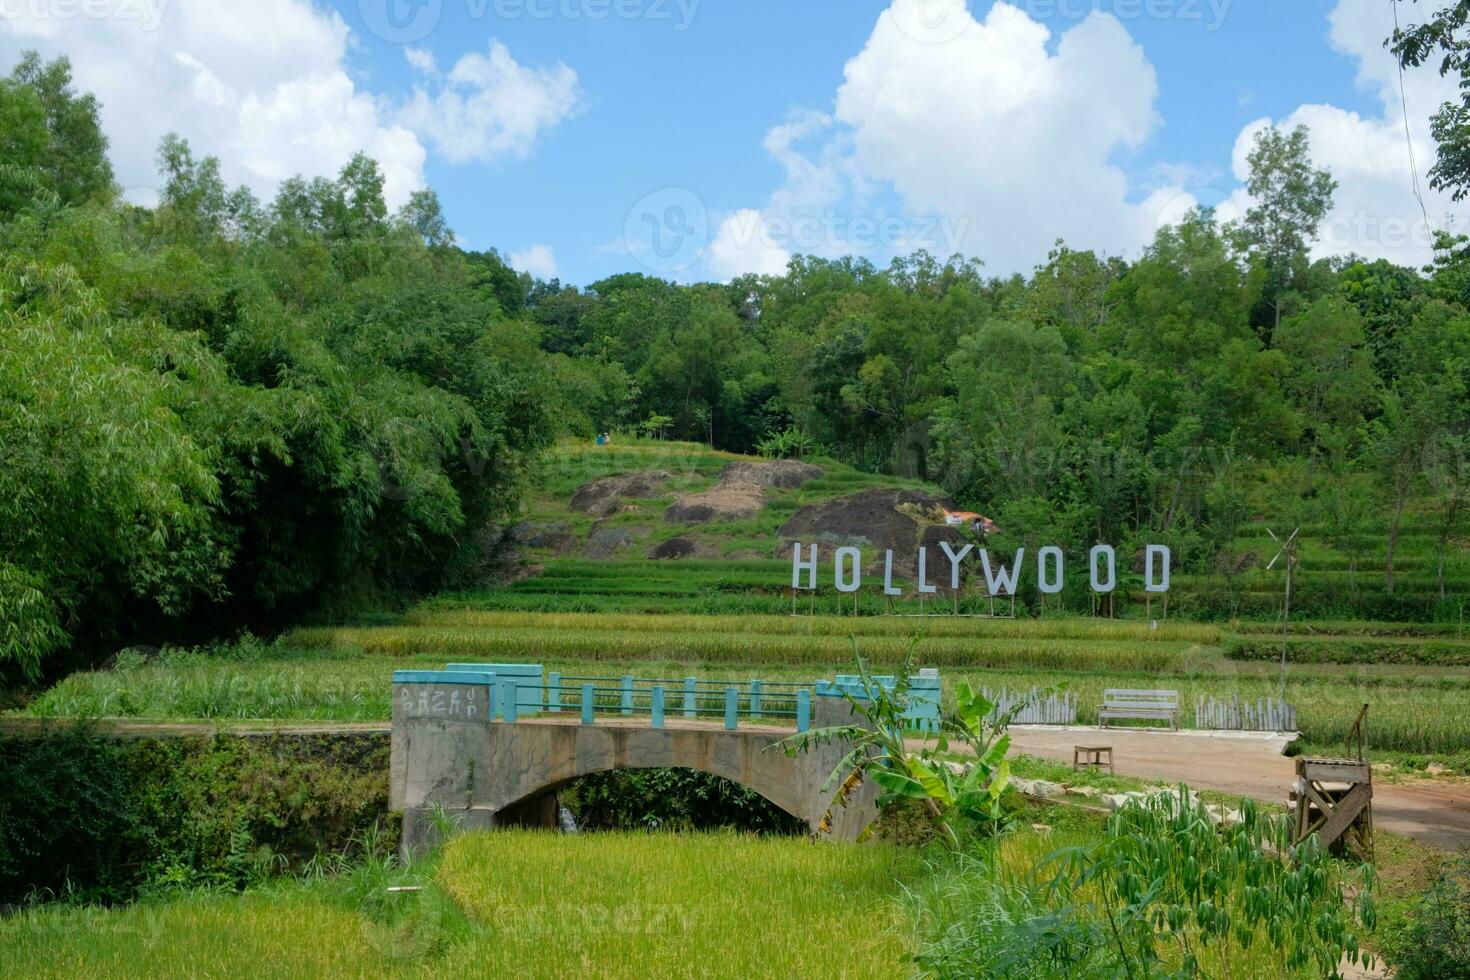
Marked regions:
[6,716,1467,850]
[1006,725,1470,851]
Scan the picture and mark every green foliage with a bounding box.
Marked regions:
[0,61,552,669]
[0,53,111,218]
[907,841,1121,978]
[780,648,1018,849]
[1380,855,1470,979]
[756,425,815,460]
[1233,124,1337,334]
[1048,788,1376,978]
[0,725,392,903]
[563,768,806,834]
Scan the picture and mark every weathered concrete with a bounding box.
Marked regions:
[390,680,877,855]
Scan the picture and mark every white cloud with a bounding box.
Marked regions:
[0,0,429,208]
[708,209,792,279]
[832,0,1176,271]
[1227,0,1467,266]
[399,40,580,165]
[0,2,578,211]
[509,243,559,279]
[708,1,1191,280]
[404,47,438,76]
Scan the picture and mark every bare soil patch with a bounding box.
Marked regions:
[666,481,765,524]
[717,460,823,489]
[664,461,824,525]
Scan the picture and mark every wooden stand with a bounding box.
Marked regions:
[1291,757,1373,860]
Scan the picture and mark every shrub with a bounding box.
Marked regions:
[1048,789,1377,977]
[0,725,392,903]
[563,769,805,835]
[1380,856,1470,979]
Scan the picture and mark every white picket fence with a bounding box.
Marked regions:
[1194,694,1297,732]
[984,686,1078,725]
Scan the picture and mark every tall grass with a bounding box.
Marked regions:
[436,830,916,978]
[0,889,393,978]
[0,830,919,978]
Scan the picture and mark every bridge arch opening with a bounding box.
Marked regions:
[504,767,809,836]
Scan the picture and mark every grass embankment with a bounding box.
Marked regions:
[0,831,917,979]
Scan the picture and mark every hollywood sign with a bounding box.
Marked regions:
[789,542,1172,596]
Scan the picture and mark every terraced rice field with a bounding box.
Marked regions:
[18,609,1470,758]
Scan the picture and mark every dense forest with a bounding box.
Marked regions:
[3,31,1470,672]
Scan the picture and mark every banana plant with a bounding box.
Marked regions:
[776,644,1037,850]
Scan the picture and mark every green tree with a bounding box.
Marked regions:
[1233,125,1337,337]
[931,320,1074,500]
[0,259,225,673]
[6,52,112,208]
[1392,1,1470,200]
[1275,296,1379,450]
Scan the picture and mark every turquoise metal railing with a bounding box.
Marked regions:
[396,665,814,732]
[394,664,942,734]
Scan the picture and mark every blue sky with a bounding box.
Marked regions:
[2,0,1456,283]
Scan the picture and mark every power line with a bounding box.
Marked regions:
[1391,0,1437,241]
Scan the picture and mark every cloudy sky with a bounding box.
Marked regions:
[1,0,1461,284]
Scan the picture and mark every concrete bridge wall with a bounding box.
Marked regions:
[389,679,878,855]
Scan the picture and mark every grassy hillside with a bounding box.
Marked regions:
[514,438,931,561]
[492,439,1468,625]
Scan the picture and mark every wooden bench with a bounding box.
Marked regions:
[1098,689,1179,730]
